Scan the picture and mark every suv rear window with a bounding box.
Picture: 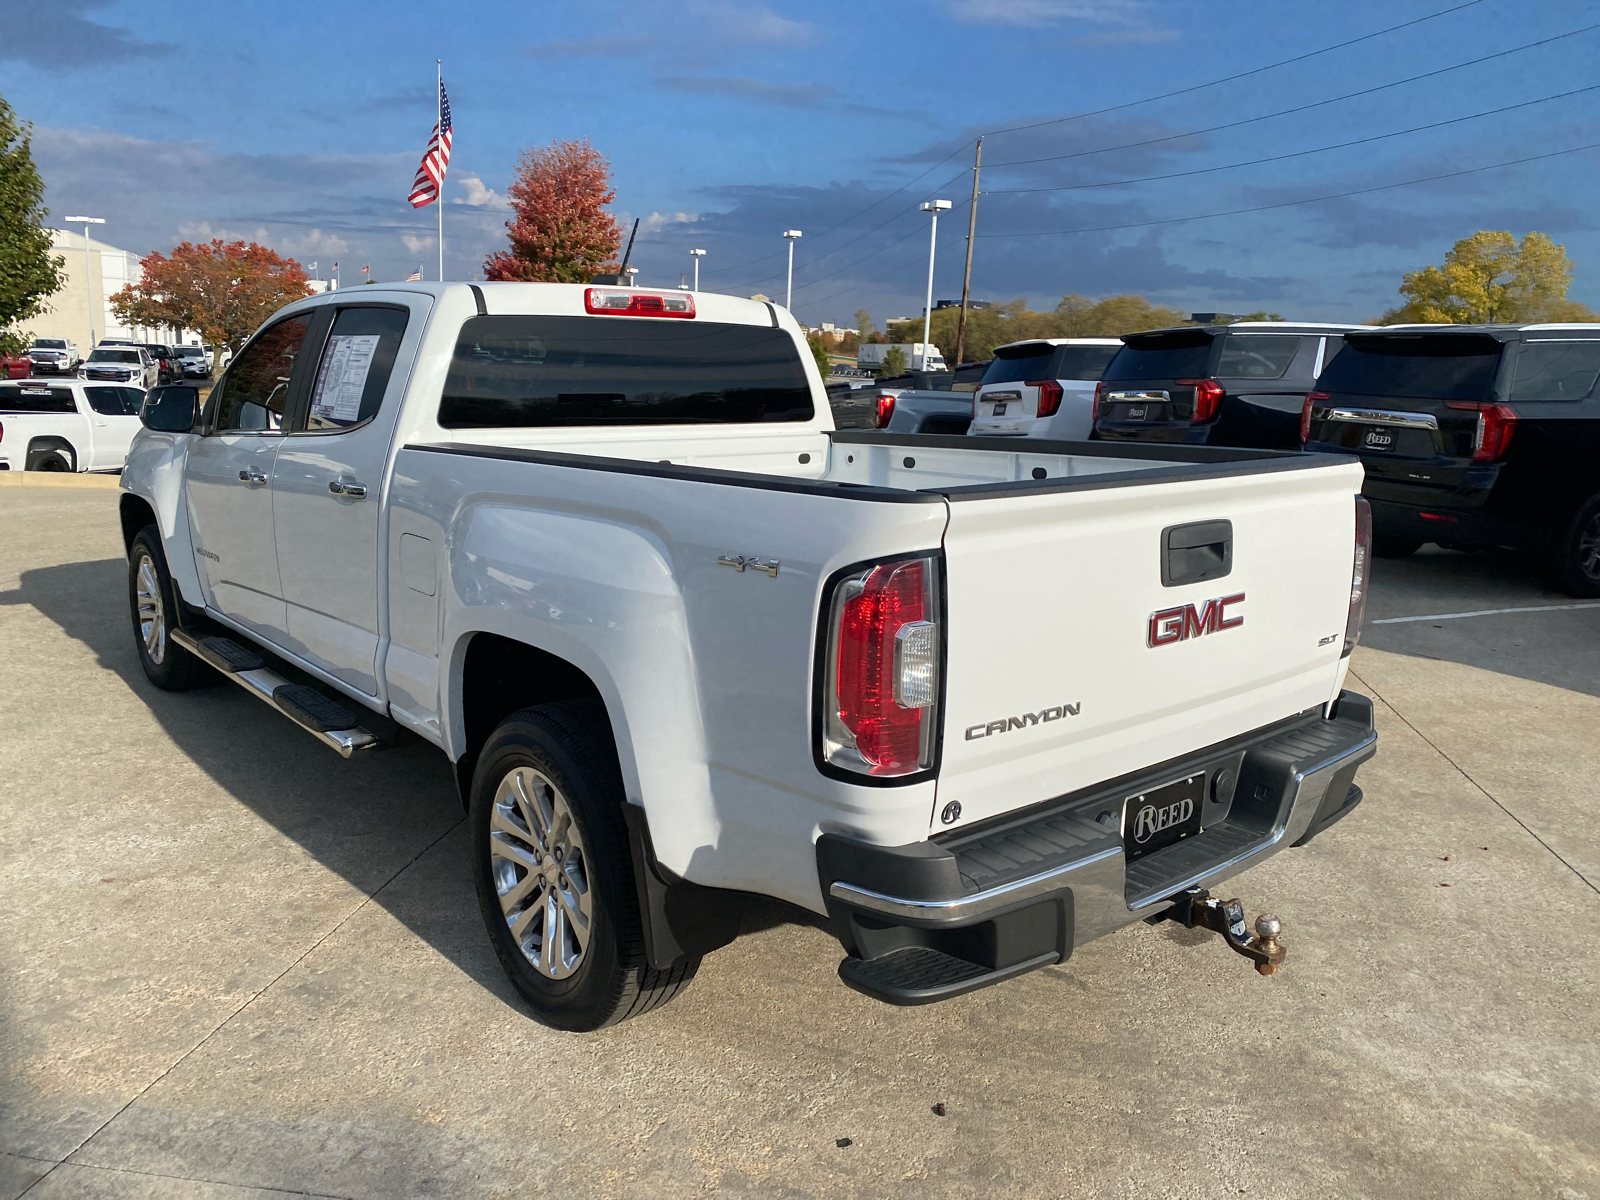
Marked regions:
[1320,335,1503,401]
[1103,331,1213,381]
[1509,340,1600,402]
[0,385,76,413]
[439,316,814,427]
[981,344,1119,385]
[1216,334,1301,379]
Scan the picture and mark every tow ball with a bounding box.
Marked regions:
[1160,886,1286,975]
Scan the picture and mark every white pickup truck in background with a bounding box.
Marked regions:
[0,379,146,472]
[118,282,1377,1031]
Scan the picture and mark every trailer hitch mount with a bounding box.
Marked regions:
[1163,886,1286,975]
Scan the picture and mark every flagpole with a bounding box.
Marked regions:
[436,59,444,282]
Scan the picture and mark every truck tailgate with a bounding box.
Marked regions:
[935,462,1361,829]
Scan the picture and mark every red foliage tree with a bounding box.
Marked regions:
[109,239,311,370]
[484,140,622,283]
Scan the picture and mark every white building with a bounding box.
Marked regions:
[27,229,193,349]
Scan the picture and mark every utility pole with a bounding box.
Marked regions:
[954,137,983,368]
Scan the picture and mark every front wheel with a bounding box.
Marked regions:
[128,527,212,690]
[1550,495,1600,597]
[470,701,697,1031]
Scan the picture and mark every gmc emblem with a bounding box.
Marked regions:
[1148,592,1245,647]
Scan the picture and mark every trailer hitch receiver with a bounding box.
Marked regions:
[1164,886,1286,975]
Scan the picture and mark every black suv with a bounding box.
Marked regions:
[1302,325,1600,595]
[1092,322,1358,449]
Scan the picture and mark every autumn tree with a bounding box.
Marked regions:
[1381,231,1597,325]
[108,239,311,372]
[0,93,64,357]
[485,140,622,283]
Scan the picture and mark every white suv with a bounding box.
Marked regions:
[969,338,1122,440]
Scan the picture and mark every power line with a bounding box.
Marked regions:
[705,0,1488,278]
[975,140,1600,239]
[980,22,1600,174]
[982,82,1600,196]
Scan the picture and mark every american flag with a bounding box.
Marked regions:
[408,80,453,208]
[406,268,423,281]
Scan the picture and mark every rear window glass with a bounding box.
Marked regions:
[1319,336,1503,401]
[1216,334,1302,379]
[1052,345,1119,381]
[439,316,814,428]
[0,385,76,413]
[981,345,1054,386]
[1103,332,1213,381]
[1510,341,1600,402]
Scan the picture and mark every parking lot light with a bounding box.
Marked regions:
[919,201,952,370]
[64,215,107,347]
[690,248,706,292]
[783,230,802,311]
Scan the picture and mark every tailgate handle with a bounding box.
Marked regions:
[1162,520,1232,587]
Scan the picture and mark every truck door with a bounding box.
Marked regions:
[270,301,421,696]
[82,385,139,470]
[184,313,314,642]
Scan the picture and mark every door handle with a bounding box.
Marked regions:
[328,480,367,499]
[238,469,268,485]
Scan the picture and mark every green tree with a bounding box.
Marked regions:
[855,308,872,340]
[896,294,1188,363]
[880,345,907,376]
[0,94,65,357]
[1381,230,1597,324]
[807,333,830,378]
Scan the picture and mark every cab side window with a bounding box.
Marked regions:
[209,315,312,432]
[1216,335,1303,380]
[85,386,127,415]
[302,307,410,431]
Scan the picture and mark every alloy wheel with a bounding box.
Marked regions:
[134,552,166,665]
[1579,513,1600,582]
[489,767,593,979]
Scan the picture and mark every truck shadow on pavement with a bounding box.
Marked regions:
[2,556,823,1015]
[1361,547,1600,698]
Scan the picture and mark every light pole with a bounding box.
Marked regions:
[65,215,106,348]
[690,248,706,292]
[623,266,639,288]
[919,200,952,370]
[783,230,802,310]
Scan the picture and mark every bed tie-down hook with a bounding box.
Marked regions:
[1165,886,1286,975]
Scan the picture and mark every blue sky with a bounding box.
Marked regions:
[5,0,1599,326]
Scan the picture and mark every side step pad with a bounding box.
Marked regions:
[837,948,1058,1006]
[193,635,264,674]
[273,684,359,733]
[170,628,378,759]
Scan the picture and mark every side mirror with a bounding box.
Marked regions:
[141,385,200,433]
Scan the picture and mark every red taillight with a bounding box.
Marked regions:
[875,393,896,428]
[822,555,940,778]
[1092,380,1106,423]
[1447,401,1516,462]
[0,420,5,443]
[1344,497,1372,657]
[1301,391,1329,445]
[1028,379,1064,419]
[584,288,695,318]
[1179,379,1223,422]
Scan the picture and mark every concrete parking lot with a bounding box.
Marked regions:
[2,483,1596,1200]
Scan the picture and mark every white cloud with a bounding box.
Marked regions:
[451,173,508,208]
[401,232,436,254]
[640,211,700,233]
[945,0,1146,27]
[683,0,820,46]
[176,220,273,245]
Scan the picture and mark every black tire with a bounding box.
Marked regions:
[1550,494,1600,598]
[128,526,212,690]
[1372,535,1423,560]
[470,700,697,1031]
[27,448,70,472]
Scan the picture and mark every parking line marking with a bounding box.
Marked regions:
[1370,601,1600,625]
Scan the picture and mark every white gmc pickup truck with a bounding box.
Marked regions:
[119,282,1377,1031]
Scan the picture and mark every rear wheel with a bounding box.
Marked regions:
[470,701,697,1031]
[27,448,70,472]
[1372,535,1422,559]
[1550,495,1600,598]
[128,527,211,690]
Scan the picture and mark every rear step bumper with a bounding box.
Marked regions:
[171,629,380,758]
[819,691,1376,1005]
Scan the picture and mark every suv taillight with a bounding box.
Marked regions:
[1344,497,1372,657]
[820,555,941,778]
[1180,379,1224,423]
[1028,379,1064,419]
[1301,391,1329,445]
[875,393,896,428]
[1447,401,1517,462]
[1092,380,1106,423]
